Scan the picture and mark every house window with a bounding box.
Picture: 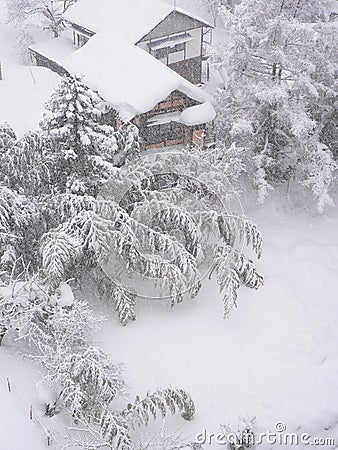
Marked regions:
[153,42,185,60]
[148,32,193,64]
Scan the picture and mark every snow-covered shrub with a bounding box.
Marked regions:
[221,417,256,450]
[0,275,196,449]
[211,0,338,211]
[132,422,202,450]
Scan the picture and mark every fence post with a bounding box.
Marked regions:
[0,62,2,81]
[47,430,51,446]
[29,405,33,420]
[6,378,11,392]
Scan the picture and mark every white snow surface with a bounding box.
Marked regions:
[63,31,213,122]
[179,101,216,125]
[29,34,76,66]
[94,205,338,449]
[0,350,49,450]
[0,66,60,136]
[0,0,60,136]
[64,0,212,44]
[1,204,338,449]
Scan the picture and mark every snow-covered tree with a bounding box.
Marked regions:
[0,185,39,275]
[197,0,233,25]
[0,127,54,274]
[40,76,140,195]
[40,153,263,322]
[0,129,51,196]
[1,81,263,325]
[6,0,77,37]
[15,27,35,64]
[0,123,16,151]
[0,275,195,449]
[212,0,337,211]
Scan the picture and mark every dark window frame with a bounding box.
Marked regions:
[153,42,186,60]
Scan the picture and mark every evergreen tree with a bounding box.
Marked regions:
[212,0,337,210]
[40,76,140,195]
[40,153,263,322]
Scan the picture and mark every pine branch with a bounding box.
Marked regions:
[99,409,131,449]
[210,246,263,318]
[99,277,136,326]
[40,230,81,290]
[196,211,263,258]
[121,388,195,428]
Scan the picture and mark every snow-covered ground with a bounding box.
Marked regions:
[95,204,338,449]
[0,349,49,450]
[1,204,337,449]
[0,0,60,136]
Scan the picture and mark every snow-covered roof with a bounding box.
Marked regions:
[179,101,216,126]
[63,0,212,43]
[29,35,76,66]
[63,31,215,123]
[147,102,215,127]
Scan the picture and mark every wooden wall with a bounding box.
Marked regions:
[169,56,202,84]
[29,51,70,77]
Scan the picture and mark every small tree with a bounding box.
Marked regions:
[6,0,77,37]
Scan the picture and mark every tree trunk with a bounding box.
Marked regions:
[293,0,302,18]
[272,62,277,81]
[0,327,7,346]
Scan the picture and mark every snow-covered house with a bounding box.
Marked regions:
[29,0,215,150]
[63,0,213,85]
